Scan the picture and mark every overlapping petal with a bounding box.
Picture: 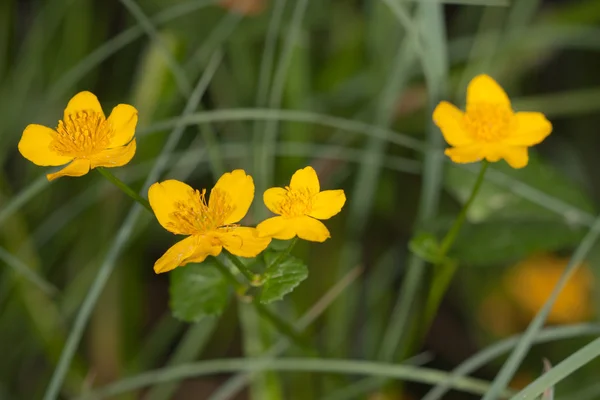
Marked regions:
[466,74,510,108]
[46,159,91,181]
[290,166,320,194]
[294,216,330,242]
[184,237,222,264]
[256,216,297,240]
[433,102,473,147]
[444,145,483,164]
[211,169,254,224]
[18,124,73,166]
[107,104,138,148]
[91,139,136,168]
[499,146,528,169]
[504,112,552,146]
[148,180,195,234]
[219,227,271,257]
[309,190,346,220]
[153,236,199,274]
[263,187,287,215]
[64,91,104,119]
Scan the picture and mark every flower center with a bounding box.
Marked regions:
[463,103,514,142]
[168,188,235,235]
[50,110,113,157]
[278,187,313,218]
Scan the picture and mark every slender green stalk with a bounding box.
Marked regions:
[96,168,152,213]
[267,238,298,269]
[439,160,489,255]
[420,160,489,332]
[211,256,247,296]
[223,251,261,286]
[252,301,313,352]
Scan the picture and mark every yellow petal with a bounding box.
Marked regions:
[107,104,138,147]
[256,216,297,240]
[295,216,330,242]
[504,112,552,146]
[220,227,271,258]
[444,145,484,164]
[211,169,254,225]
[499,146,528,169]
[154,235,198,274]
[263,187,287,215]
[466,74,510,108]
[290,166,320,194]
[64,91,104,119]
[46,158,90,181]
[148,179,195,234]
[185,236,222,264]
[18,124,73,166]
[309,189,346,220]
[90,139,136,169]
[433,101,473,147]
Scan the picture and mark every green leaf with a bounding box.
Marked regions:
[260,252,308,304]
[452,219,585,266]
[408,232,444,264]
[169,260,231,322]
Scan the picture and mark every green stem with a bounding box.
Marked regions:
[422,161,489,330]
[438,161,488,255]
[96,168,152,213]
[211,256,247,297]
[253,301,314,353]
[268,237,298,269]
[223,250,262,286]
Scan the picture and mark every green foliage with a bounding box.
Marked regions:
[260,251,308,304]
[169,261,231,322]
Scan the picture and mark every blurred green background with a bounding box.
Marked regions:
[2,0,600,399]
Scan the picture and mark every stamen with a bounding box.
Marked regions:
[277,186,313,217]
[50,110,113,157]
[167,188,237,235]
[463,103,514,142]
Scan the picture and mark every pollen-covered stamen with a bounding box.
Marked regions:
[167,188,236,234]
[277,186,313,218]
[50,110,113,157]
[463,103,514,142]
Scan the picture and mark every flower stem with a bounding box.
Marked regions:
[253,300,314,353]
[211,256,247,297]
[422,160,489,330]
[268,237,298,269]
[97,168,152,213]
[223,250,262,286]
[438,160,489,256]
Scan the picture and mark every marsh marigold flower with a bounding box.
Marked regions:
[257,166,346,242]
[504,253,594,324]
[433,74,552,169]
[18,91,138,181]
[148,170,271,273]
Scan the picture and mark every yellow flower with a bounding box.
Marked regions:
[433,74,552,169]
[18,91,138,181]
[257,166,346,242]
[504,253,594,324]
[148,170,271,274]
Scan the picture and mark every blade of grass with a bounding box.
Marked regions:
[0,175,51,226]
[423,323,600,400]
[77,358,514,400]
[0,246,58,296]
[41,51,223,400]
[512,337,600,400]
[48,0,217,101]
[483,213,600,400]
[257,0,309,191]
[378,0,448,362]
[118,0,191,97]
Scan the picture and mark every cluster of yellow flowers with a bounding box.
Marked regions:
[17,91,346,273]
[17,73,553,277]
